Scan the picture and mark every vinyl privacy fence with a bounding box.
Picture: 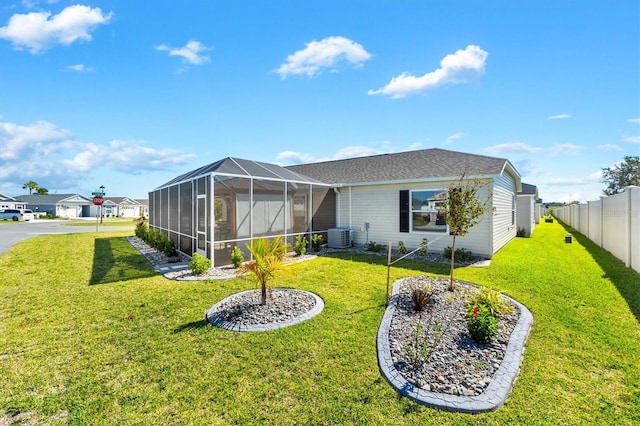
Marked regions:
[552,186,640,273]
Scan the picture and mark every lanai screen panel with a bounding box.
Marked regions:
[252,179,286,238]
[288,183,310,234]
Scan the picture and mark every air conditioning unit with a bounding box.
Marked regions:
[328,228,351,248]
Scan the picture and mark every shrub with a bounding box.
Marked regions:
[397,241,407,255]
[468,287,514,317]
[516,227,527,237]
[443,246,474,263]
[367,241,385,252]
[411,282,435,312]
[230,246,244,268]
[311,234,323,252]
[189,253,212,276]
[237,236,288,305]
[466,304,498,343]
[135,220,148,239]
[417,238,428,256]
[294,235,308,256]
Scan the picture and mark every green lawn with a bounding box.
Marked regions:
[0,221,638,425]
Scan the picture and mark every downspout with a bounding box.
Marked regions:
[333,187,340,227]
[349,186,353,231]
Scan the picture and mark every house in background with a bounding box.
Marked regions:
[287,148,522,259]
[87,197,146,218]
[15,194,92,218]
[0,192,27,210]
[134,199,149,218]
[516,183,541,237]
[148,158,332,266]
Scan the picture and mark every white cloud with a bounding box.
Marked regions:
[368,45,488,98]
[548,114,572,120]
[544,178,589,185]
[623,136,640,144]
[67,64,93,72]
[628,118,640,124]
[278,143,424,165]
[155,40,211,65]
[443,132,465,145]
[552,143,584,156]
[0,5,112,54]
[484,142,543,155]
[276,36,371,78]
[0,119,196,190]
[597,144,621,151]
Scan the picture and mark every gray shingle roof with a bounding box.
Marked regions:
[518,183,538,195]
[286,148,515,184]
[15,194,92,204]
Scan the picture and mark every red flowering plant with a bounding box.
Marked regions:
[465,303,498,343]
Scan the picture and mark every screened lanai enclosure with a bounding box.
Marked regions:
[148,158,335,267]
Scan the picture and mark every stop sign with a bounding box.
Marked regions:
[93,196,104,206]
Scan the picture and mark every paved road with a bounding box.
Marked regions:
[0,220,135,256]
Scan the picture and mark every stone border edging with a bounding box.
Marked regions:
[376,278,533,413]
[205,289,325,332]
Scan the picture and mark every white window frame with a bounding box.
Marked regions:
[410,189,448,233]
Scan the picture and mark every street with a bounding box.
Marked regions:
[0,220,134,256]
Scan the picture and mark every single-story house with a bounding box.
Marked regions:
[15,194,93,218]
[287,148,522,259]
[87,197,146,218]
[135,199,149,218]
[149,148,524,266]
[148,157,333,266]
[0,192,27,210]
[516,183,541,237]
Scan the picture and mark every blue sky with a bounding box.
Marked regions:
[1,0,638,202]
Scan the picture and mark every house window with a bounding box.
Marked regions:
[411,190,447,233]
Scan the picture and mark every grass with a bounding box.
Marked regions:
[63,218,140,227]
[0,221,638,424]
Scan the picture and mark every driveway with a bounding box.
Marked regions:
[0,220,135,256]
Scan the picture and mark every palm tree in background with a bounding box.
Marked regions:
[22,181,38,195]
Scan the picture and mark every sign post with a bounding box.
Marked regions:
[93,195,104,231]
[92,186,106,225]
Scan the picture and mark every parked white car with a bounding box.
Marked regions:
[0,209,25,221]
[22,209,34,221]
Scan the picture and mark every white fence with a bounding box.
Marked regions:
[552,186,640,273]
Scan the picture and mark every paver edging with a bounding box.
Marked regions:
[206,289,325,332]
[377,278,533,413]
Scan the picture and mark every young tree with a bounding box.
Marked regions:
[237,235,288,305]
[601,156,640,195]
[22,181,38,195]
[438,170,489,290]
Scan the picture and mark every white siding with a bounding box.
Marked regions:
[492,173,517,254]
[337,180,495,258]
[516,194,535,237]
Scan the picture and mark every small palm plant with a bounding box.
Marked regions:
[237,235,288,305]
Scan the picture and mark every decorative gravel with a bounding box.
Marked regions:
[209,289,318,327]
[388,276,519,397]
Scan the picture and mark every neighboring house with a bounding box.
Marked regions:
[134,199,149,218]
[15,194,92,218]
[148,158,332,266]
[0,192,27,210]
[88,197,145,218]
[288,148,522,258]
[516,183,541,237]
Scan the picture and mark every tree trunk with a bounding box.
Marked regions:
[261,282,267,305]
[449,235,456,291]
